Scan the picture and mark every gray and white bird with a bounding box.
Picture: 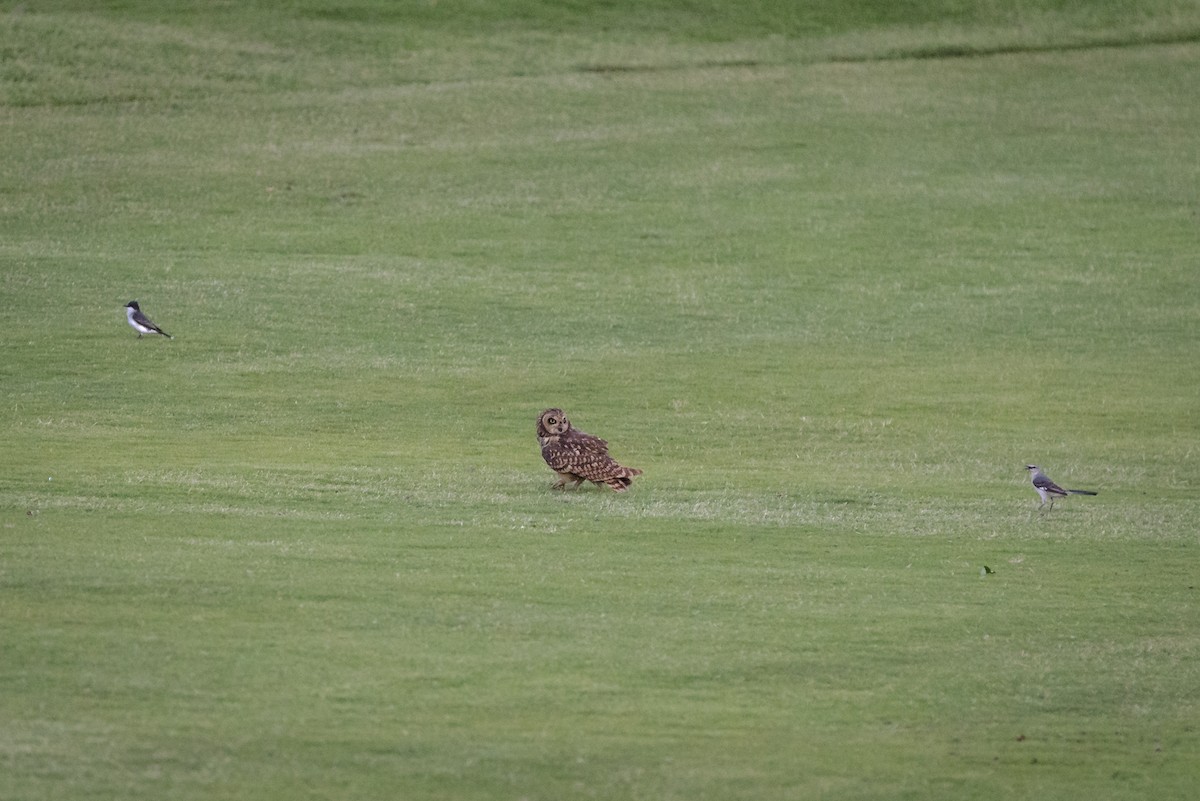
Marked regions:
[1025,464,1097,510]
[124,301,172,339]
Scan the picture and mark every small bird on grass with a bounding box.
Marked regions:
[1025,464,1097,510]
[124,301,172,339]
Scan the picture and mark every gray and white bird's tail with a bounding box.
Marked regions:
[1066,489,1097,496]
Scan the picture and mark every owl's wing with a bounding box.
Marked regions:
[541,441,576,473]
[543,436,617,478]
[567,429,609,453]
[561,447,625,482]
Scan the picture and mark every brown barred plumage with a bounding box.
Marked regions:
[536,408,642,492]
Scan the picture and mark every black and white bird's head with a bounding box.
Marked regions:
[125,301,141,311]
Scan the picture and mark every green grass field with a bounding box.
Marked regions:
[3,1,1199,798]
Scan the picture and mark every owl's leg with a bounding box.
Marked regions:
[553,473,583,490]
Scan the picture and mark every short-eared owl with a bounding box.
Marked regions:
[537,408,642,492]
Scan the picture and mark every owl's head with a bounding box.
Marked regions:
[537,408,570,437]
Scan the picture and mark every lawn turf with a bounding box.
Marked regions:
[2,1,1199,799]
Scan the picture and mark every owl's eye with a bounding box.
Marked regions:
[547,417,557,424]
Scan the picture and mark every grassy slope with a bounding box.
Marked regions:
[2,1,1199,799]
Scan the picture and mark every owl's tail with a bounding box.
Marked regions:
[601,467,643,492]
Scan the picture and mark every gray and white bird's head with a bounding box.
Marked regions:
[537,408,570,438]
[1025,464,1039,473]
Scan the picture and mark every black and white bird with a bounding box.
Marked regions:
[124,301,172,339]
[1025,464,1097,510]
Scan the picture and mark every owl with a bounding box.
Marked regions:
[536,408,643,492]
